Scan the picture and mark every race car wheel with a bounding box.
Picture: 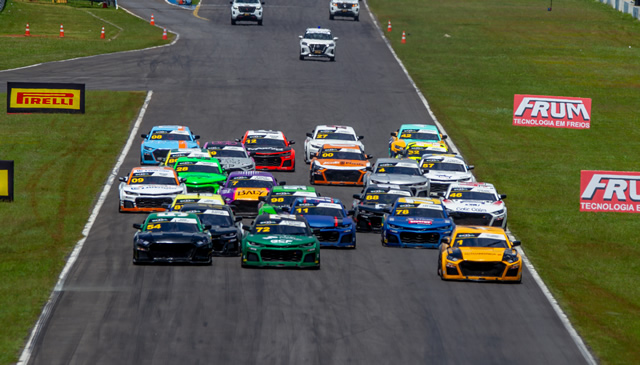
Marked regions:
[309,175,315,185]
[231,18,236,25]
[355,15,359,21]
[330,56,336,62]
[330,13,334,20]
[258,19,263,26]
[299,54,304,61]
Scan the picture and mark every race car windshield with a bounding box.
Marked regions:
[176,164,222,174]
[294,206,345,218]
[150,133,192,141]
[318,151,365,160]
[129,175,177,185]
[363,193,405,205]
[400,132,439,141]
[209,149,248,158]
[197,213,233,227]
[251,223,310,235]
[315,131,356,141]
[145,222,200,233]
[448,191,496,201]
[453,237,509,248]
[304,33,333,40]
[374,165,421,175]
[245,138,287,148]
[393,207,445,218]
[229,179,274,188]
[422,162,466,172]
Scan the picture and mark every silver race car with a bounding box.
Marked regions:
[364,158,430,197]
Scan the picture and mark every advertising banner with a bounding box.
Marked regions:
[513,94,591,129]
[580,170,640,213]
[0,160,14,202]
[7,82,85,114]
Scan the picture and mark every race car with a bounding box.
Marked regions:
[163,148,212,167]
[118,166,187,213]
[389,124,447,158]
[441,182,508,228]
[438,225,522,283]
[258,185,319,215]
[218,171,278,218]
[140,125,200,165]
[241,214,321,269]
[202,141,255,172]
[398,141,450,161]
[132,212,213,265]
[364,158,430,197]
[230,0,264,25]
[177,203,243,256]
[381,197,454,248]
[238,130,295,171]
[304,125,364,163]
[419,154,475,194]
[309,144,372,186]
[351,184,413,232]
[166,193,225,211]
[299,27,338,61]
[290,197,356,248]
[172,157,227,194]
[329,0,359,21]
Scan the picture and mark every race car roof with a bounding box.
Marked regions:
[420,155,466,164]
[305,28,332,34]
[399,124,438,132]
[150,125,191,133]
[314,125,355,134]
[130,166,177,176]
[246,130,285,139]
[448,182,498,193]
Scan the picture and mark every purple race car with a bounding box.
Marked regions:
[219,171,279,218]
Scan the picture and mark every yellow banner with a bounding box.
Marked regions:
[9,88,82,110]
[0,170,8,196]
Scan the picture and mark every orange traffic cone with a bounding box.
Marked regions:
[25,23,31,36]
[100,26,105,39]
[150,14,155,26]
[387,20,392,32]
[401,31,406,44]
[59,24,64,38]
[162,28,167,40]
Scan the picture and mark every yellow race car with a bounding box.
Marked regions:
[438,226,522,283]
[389,124,448,157]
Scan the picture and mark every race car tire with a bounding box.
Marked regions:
[330,56,336,62]
[299,54,304,60]
[258,19,263,26]
[355,15,359,21]
[231,18,236,25]
[330,13,334,20]
[309,175,315,185]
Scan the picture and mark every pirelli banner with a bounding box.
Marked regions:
[513,94,591,129]
[7,82,85,114]
[0,160,14,202]
[580,170,640,213]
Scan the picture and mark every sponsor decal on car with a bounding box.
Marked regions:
[512,94,591,129]
[580,170,640,212]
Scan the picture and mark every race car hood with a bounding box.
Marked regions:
[123,184,183,195]
[247,146,292,154]
[387,216,452,229]
[215,157,254,170]
[220,187,269,202]
[457,247,508,261]
[304,215,353,229]
[244,234,317,247]
[315,159,368,169]
[207,226,239,236]
[356,203,389,214]
[444,200,505,213]
[137,231,208,244]
[424,171,473,182]
[181,173,227,185]
[368,174,428,185]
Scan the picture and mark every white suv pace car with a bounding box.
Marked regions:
[419,154,475,195]
[304,125,364,163]
[231,0,264,25]
[442,182,507,228]
[299,27,338,61]
[330,0,359,21]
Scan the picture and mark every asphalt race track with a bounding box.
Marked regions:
[3,0,592,363]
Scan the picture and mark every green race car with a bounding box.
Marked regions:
[172,156,227,194]
[241,214,320,269]
[257,185,319,215]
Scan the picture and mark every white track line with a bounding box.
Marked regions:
[17,91,154,365]
[362,1,597,364]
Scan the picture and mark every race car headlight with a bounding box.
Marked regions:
[310,143,322,149]
[302,241,317,248]
[136,240,151,250]
[502,249,519,263]
[222,232,237,239]
[446,249,463,262]
[232,5,238,9]
[246,240,263,247]
[196,240,208,246]
[123,190,139,197]
[329,42,335,47]
[387,223,401,230]
[301,41,308,46]
[494,209,506,216]
[337,224,352,229]
[143,146,154,151]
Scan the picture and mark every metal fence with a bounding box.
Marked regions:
[598,0,640,19]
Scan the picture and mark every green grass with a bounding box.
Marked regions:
[0,0,172,70]
[368,0,640,364]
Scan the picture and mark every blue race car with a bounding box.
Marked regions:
[290,197,356,248]
[140,125,201,165]
[381,197,454,248]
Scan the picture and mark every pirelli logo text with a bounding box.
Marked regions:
[580,170,640,213]
[513,94,591,129]
[7,82,85,114]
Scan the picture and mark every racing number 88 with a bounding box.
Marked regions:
[366,195,379,200]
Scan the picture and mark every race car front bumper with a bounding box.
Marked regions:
[311,226,356,248]
[382,226,452,248]
[242,243,320,268]
[252,151,295,171]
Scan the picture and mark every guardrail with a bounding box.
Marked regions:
[598,0,640,19]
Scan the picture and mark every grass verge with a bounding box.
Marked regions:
[367,0,640,364]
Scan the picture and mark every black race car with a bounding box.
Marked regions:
[351,185,414,232]
[132,212,213,264]
[177,203,243,256]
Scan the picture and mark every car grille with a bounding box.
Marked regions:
[253,155,281,167]
[152,149,170,162]
[232,200,260,217]
[452,212,493,226]
[313,230,340,242]
[337,3,351,9]
[135,197,174,208]
[324,170,362,183]
[400,232,440,244]
[261,249,303,262]
[430,182,451,194]
[150,243,194,259]
[459,261,506,277]
[310,44,327,54]
[239,6,255,11]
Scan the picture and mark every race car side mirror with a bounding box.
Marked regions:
[366,154,373,159]
[468,165,475,170]
[119,176,126,182]
[289,140,295,145]
[333,37,339,41]
[512,240,521,247]
[306,132,313,137]
[500,194,507,199]
[194,135,200,140]
[352,194,361,199]
[261,1,265,4]
[390,132,397,137]
[133,223,142,229]
[358,135,364,140]
[441,237,450,244]
[279,181,287,185]
[310,153,317,158]
[140,134,147,139]
[180,178,187,183]
[442,135,448,140]
[299,36,304,39]
[203,225,212,231]
[258,196,266,202]
[235,138,241,142]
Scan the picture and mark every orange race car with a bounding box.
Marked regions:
[309,144,372,186]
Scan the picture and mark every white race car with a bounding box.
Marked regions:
[330,0,359,21]
[230,0,264,25]
[304,125,364,163]
[118,166,187,213]
[299,27,338,61]
[441,182,507,228]
[419,154,475,194]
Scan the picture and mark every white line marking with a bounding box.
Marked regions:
[362,1,597,364]
[17,91,154,365]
